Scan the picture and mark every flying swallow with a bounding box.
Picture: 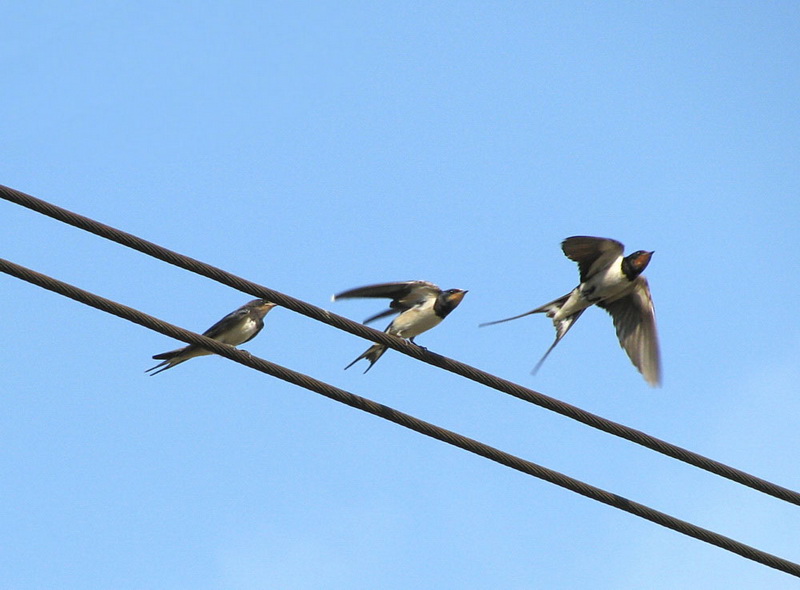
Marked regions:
[481,236,661,386]
[333,280,467,373]
[146,299,277,376]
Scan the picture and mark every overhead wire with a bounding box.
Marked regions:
[3,183,799,508]
[1,256,799,578]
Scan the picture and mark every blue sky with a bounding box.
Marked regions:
[2,2,799,588]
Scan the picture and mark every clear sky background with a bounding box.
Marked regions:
[2,2,799,589]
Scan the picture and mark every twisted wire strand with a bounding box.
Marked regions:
[2,183,799,509]
[1,255,799,578]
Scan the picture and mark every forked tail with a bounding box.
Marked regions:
[532,308,585,374]
[479,293,570,327]
[344,343,388,373]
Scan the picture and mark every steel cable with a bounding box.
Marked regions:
[2,183,799,509]
[1,256,799,578]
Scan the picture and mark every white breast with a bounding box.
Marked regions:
[582,256,631,300]
[218,317,259,346]
[388,298,442,339]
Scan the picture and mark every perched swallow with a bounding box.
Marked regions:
[333,280,467,373]
[481,236,661,386]
[146,299,276,376]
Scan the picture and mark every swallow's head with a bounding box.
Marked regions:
[435,288,467,318]
[252,300,278,316]
[444,288,468,304]
[623,250,654,278]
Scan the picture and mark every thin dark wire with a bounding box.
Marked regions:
[3,184,800,509]
[1,256,799,578]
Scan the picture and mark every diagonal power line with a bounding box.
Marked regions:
[2,183,800,509]
[1,255,799,578]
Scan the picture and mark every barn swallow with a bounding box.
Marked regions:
[333,280,467,373]
[146,299,277,376]
[481,236,661,386]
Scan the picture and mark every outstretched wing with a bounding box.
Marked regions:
[333,281,442,324]
[562,236,624,283]
[597,277,661,386]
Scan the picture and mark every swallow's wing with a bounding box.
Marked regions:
[333,281,441,324]
[562,236,624,282]
[598,277,661,386]
[333,280,440,303]
[201,304,252,339]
